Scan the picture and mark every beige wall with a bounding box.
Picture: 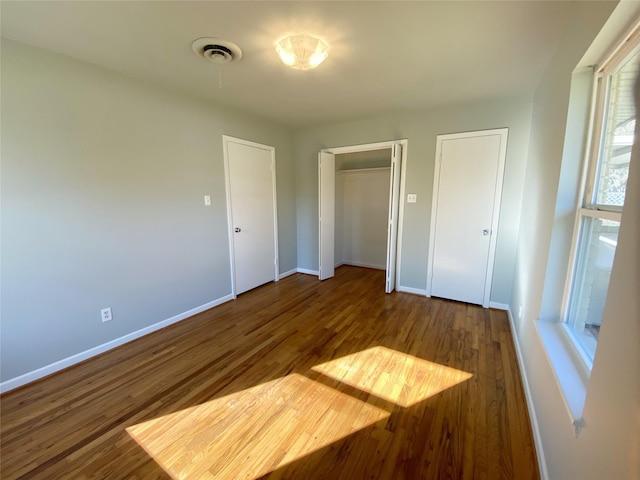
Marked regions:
[3,4,638,477]
[339,169,390,270]
[0,39,296,382]
[294,98,533,304]
[509,1,640,478]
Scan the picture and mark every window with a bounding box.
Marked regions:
[563,30,639,365]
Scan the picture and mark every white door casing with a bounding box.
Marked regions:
[385,144,402,293]
[223,136,278,296]
[318,140,408,292]
[427,129,508,307]
[318,151,335,281]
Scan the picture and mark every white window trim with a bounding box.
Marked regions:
[576,208,622,222]
[582,72,607,206]
[540,22,640,434]
[535,320,587,435]
[559,206,622,367]
[560,26,638,340]
[583,25,640,208]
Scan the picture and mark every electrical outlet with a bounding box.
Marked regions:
[101,307,113,323]
[518,305,523,320]
[407,193,417,203]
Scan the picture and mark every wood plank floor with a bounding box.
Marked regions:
[0,266,539,479]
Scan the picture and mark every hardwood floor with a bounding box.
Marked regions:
[0,266,539,479]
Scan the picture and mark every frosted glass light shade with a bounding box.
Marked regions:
[276,34,328,70]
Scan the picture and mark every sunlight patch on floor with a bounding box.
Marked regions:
[126,373,389,480]
[312,346,472,407]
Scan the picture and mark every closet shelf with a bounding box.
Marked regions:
[337,167,391,175]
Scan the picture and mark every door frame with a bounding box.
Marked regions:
[222,135,279,298]
[426,128,508,307]
[319,139,408,292]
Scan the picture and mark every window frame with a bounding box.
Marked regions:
[560,26,639,370]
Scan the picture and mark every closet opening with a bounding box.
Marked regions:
[318,140,407,293]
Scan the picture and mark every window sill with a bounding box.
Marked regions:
[535,319,589,436]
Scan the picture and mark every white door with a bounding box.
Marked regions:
[385,144,402,293]
[318,152,335,280]
[428,129,508,307]
[223,136,278,295]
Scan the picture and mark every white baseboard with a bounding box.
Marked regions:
[506,308,549,480]
[0,294,234,394]
[296,268,319,276]
[279,269,297,279]
[489,302,510,310]
[397,285,428,296]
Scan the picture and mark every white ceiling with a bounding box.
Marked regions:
[1,1,580,128]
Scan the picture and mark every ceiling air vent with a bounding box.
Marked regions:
[192,38,242,64]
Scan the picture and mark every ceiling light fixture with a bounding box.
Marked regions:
[276,34,328,70]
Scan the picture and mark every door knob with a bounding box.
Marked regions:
[482,229,490,236]
[235,227,241,233]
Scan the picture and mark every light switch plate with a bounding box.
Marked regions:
[407,193,417,203]
[204,195,211,206]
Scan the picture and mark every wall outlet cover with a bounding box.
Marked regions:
[101,308,113,322]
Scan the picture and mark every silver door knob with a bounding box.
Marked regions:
[482,229,490,236]
[234,227,241,233]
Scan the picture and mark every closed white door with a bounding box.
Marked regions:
[318,152,335,280]
[224,136,278,295]
[428,129,508,306]
[385,144,402,293]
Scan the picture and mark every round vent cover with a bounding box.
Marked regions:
[192,38,242,64]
